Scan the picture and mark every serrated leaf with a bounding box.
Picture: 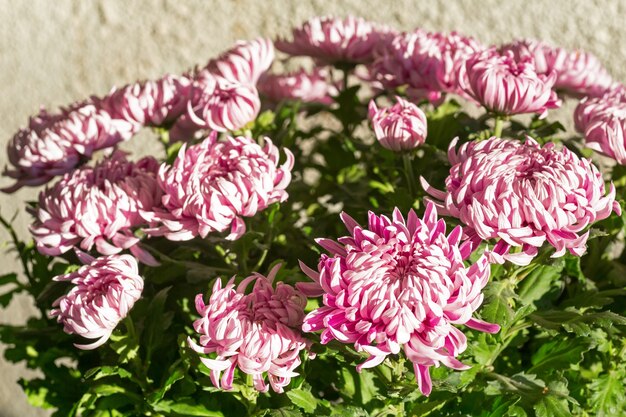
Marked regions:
[589,370,626,417]
[528,337,592,374]
[517,264,562,304]
[534,395,571,417]
[530,309,626,336]
[286,388,318,413]
[481,281,516,328]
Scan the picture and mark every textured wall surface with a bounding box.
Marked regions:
[0,1,625,414]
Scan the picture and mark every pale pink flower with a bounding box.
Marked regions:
[368,96,427,151]
[30,152,161,264]
[205,38,275,86]
[3,102,135,192]
[51,252,143,350]
[574,83,626,133]
[144,133,294,241]
[188,264,309,393]
[101,74,192,127]
[501,39,613,97]
[298,203,498,396]
[169,74,261,140]
[258,68,338,105]
[371,30,484,104]
[458,48,561,117]
[275,16,393,64]
[584,102,626,164]
[421,137,621,265]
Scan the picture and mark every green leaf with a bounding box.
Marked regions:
[0,272,18,286]
[269,407,304,417]
[286,388,318,414]
[534,395,571,417]
[589,369,626,417]
[528,337,592,374]
[152,399,224,416]
[143,286,173,355]
[147,364,186,404]
[481,280,516,328]
[531,309,626,336]
[517,264,563,305]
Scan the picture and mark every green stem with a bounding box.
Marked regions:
[402,153,417,198]
[493,116,504,137]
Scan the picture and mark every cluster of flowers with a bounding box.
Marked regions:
[3,15,624,397]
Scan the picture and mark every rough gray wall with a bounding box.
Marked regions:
[0,1,625,414]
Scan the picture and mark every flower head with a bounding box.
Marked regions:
[258,68,338,105]
[169,74,261,140]
[3,102,134,192]
[276,16,392,64]
[458,48,560,117]
[368,96,427,151]
[371,30,484,104]
[574,83,626,134]
[298,203,498,396]
[422,137,621,265]
[101,74,192,128]
[584,101,626,164]
[205,38,275,86]
[188,264,309,393]
[145,134,293,241]
[30,152,161,264]
[51,253,143,349]
[501,39,613,97]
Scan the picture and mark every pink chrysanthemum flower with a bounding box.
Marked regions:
[371,30,484,104]
[145,133,293,241]
[188,264,309,393]
[298,203,498,396]
[3,102,135,192]
[205,38,275,86]
[101,74,192,128]
[421,137,621,265]
[584,101,626,164]
[275,15,392,64]
[458,48,561,117]
[501,39,613,98]
[258,68,338,105]
[51,252,143,350]
[169,74,261,141]
[30,152,161,264]
[368,96,427,151]
[574,83,626,134]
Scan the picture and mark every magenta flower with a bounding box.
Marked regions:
[258,68,338,105]
[371,30,484,104]
[169,74,261,140]
[458,48,561,117]
[205,38,275,86]
[51,252,143,350]
[501,39,613,98]
[275,15,392,64]
[3,102,135,192]
[188,264,309,393]
[30,152,161,264]
[298,203,498,396]
[145,133,293,241]
[422,137,621,265]
[101,74,191,127]
[368,96,427,152]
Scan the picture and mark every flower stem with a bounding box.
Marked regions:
[402,153,417,197]
[493,116,504,137]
